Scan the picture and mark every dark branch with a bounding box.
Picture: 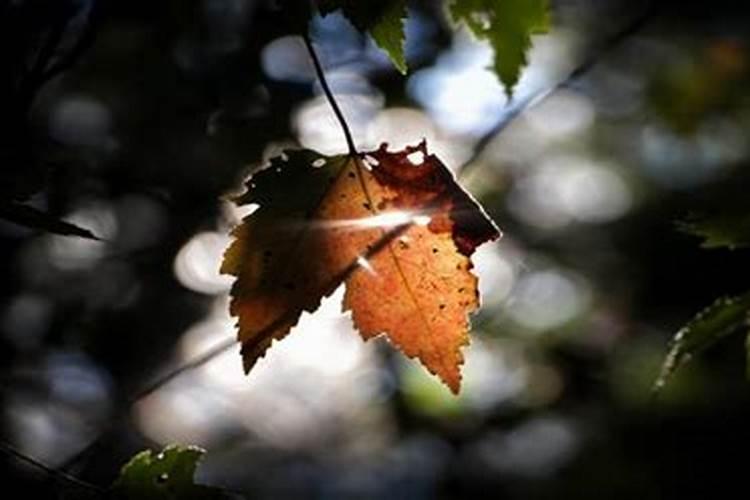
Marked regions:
[303,33,359,156]
[0,202,101,240]
[458,3,658,179]
[39,2,101,86]
[0,440,106,495]
[60,336,236,471]
[19,1,100,113]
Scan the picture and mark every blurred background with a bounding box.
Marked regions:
[2,0,750,498]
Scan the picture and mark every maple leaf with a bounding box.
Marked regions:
[221,141,499,392]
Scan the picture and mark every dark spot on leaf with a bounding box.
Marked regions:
[432,247,438,253]
[348,172,356,179]
[363,202,371,210]
[439,304,446,310]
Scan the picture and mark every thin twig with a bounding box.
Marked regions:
[39,1,101,86]
[17,1,100,114]
[458,2,658,179]
[303,33,359,156]
[130,338,237,403]
[60,337,237,471]
[0,440,106,495]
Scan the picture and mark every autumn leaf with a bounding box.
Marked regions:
[222,141,499,392]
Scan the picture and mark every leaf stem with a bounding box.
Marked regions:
[303,33,358,156]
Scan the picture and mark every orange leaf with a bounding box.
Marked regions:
[221,141,499,393]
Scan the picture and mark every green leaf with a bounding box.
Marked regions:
[448,0,550,97]
[316,0,408,74]
[654,293,750,393]
[369,1,407,74]
[112,445,233,500]
[678,213,750,249]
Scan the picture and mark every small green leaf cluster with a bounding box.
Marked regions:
[657,196,750,391]
[316,0,550,96]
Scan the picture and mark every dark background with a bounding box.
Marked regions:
[2,0,750,498]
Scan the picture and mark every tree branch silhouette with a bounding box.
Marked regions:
[458,2,658,179]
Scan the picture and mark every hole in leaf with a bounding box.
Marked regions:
[406,151,425,165]
[363,155,379,168]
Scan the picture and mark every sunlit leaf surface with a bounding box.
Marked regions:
[222,141,499,392]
